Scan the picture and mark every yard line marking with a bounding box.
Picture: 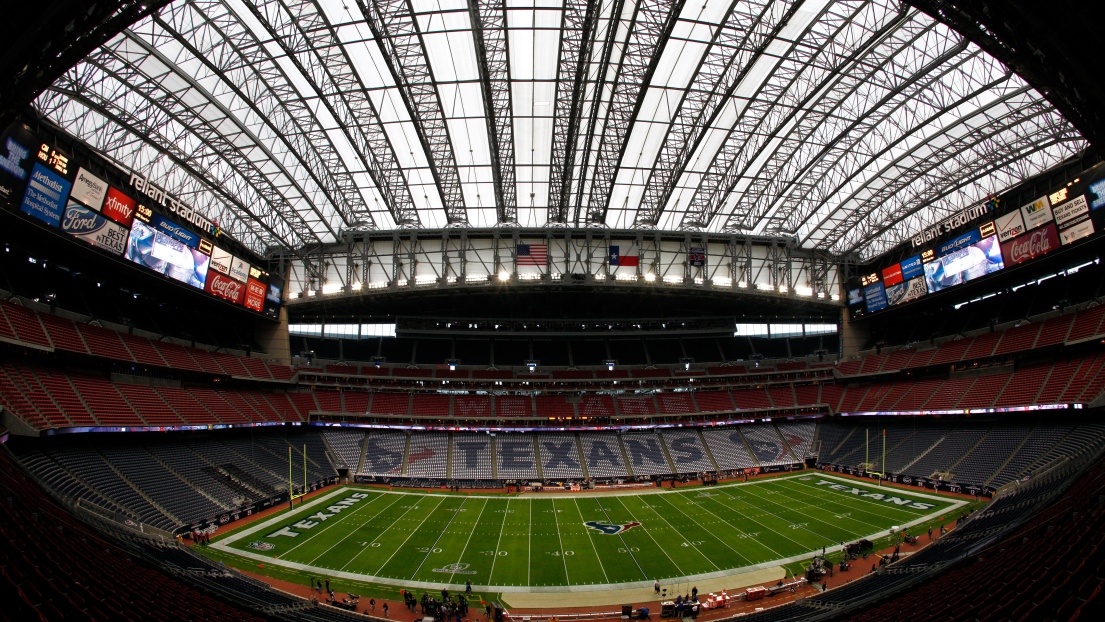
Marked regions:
[650,494,751,566]
[722,485,858,545]
[676,492,784,561]
[372,495,445,576]
[487,498,511,584]
[411,497,470,580]
[532,499,537,587]
[611,496,692,575]
[339,495,417,571]
[448,498,490,583]
[550,498,572,585]
[585,498,648,580]
[571,498,610,584]
[279,491,384,557]
[711,489,818,549]
[307,494,403,565]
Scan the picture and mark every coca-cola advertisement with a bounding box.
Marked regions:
[244,277,265,311]
[205,269,245,304]
[1001,223,1059,266]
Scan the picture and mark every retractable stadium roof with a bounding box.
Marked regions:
[27,0,1088,259]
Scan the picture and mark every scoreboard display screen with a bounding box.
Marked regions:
[1,119,284,316]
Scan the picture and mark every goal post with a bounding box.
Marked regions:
[288,444,307,509]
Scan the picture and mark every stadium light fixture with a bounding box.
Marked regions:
[350,281,363,292]
[499,271,511,282]
[644,272,656,282]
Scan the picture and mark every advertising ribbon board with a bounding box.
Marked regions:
[61,201,127,255]
[70,167,108,210]
[244,277,266,312]
[205,269,246,304]
[101,186,136,227]
[20,162,72,227]
[1020,196,1054,230]
[1001,223,1059,266]
[864,282,888,313]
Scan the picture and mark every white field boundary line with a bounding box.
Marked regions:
[211,476,968,594]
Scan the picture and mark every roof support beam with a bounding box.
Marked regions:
[546,0,601,225]
[584,0,685,226]
[247,0,421,228]
[359,0,470,226]
[468,0,518,226]
[633,0,801,228]
[165,0,379,233]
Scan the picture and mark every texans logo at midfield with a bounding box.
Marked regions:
[584,520,641,535]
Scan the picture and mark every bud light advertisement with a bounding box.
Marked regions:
[126,219,210,289]
[924,234,1003,293]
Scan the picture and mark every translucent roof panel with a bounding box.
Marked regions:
[33,0,1086,258]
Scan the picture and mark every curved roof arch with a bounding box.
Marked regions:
[31,0,1087,259]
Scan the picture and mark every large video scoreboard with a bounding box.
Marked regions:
[848,164,1105,318]
[0,120,281,318]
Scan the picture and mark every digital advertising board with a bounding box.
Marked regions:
[204,269,246,304]
[864,282,888,313]
[1000,223,1059,266]
[244,278,266,312]
[101,186,136,227]
[125,219,210,289]
[70,167,108,210]
[61,201,128,255]
[2,118,279,318]
[1020,197,1054,230]
[899,255,924,280]
[886,277,927,306]
[0,124,37,203]
[924,234,1003,293]
[20,162,72,227]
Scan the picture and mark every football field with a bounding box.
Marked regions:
[215,474,961,590]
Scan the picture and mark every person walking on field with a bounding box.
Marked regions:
[654,580,661,596]
[382,603,389,618]
[369,598,375,613]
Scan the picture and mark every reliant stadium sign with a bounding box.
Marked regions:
[129,170,216,236]
[910,203,991,248]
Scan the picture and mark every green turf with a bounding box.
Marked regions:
[211,474,962,589]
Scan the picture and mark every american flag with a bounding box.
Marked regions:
[517,243,547,265]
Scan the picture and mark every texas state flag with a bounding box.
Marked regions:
[609,245,639,267]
